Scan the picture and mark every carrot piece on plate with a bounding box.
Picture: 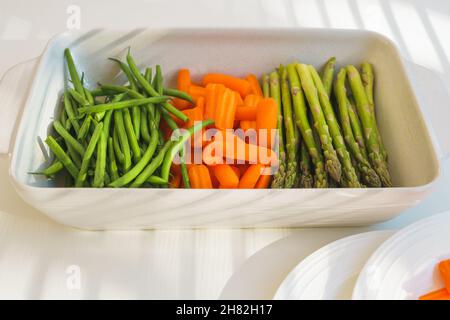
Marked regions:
[189,164,213,188]
[256,97,278,148]
[244,94,263,107]
[213,164,239,188]
[235,105,257,121]
[419,288,450,300]
[255,171,272,188]
[189,85,207,103]
[215,88,237,130]
[238,164,263,188]
[204,83,226,120]
[240,120,257,131]
[202,73,252,98]
[438,259,450,292]
[173,69,192,110]
[246,74,263,96]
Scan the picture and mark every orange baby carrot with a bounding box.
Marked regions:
[235,105,257,120]
[204,83,226,120]
[189,85,207,103]
[173,69,192,110]
[234,90,243,106]
[256,98,278,148]
[240,121,257,131]
[419,288,450,300]
[239,164,263,188]
[215,88,237,130]
[213,164,239,188]
[244,94,263,107]
[189,164,213,188]
[255,172,272,188]
[246,74,263,96]
[202,73,252,98]
[438,259,450,292]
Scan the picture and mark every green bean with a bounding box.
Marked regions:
[108,137,120,181]
[114,110,132,171]
[104,171,111,186]
[123,108,141,162]
[92,110,112,187]
[60,108,68,130]
[140,107,151,143]
[113,127,125,165]
[78,97,170,114]
[100,84,143,98]
[53,120,85,156]
[84,87,95,105]
[77,115,92,140]
[160,108,178,130]
[180,148,190,188]
[154,65,164,94]
[75,122,103,187]
[108,57,139,90]
[161,120,214,181]
[144,68,156,120]
[63,92,80,134]
[109,127,159,187]
[68,88,90,107]
[147,176,168,185]
[162,88,193,103]
[64,48,85,98]
[90,88,108,97]
[131,140,172,188]
[126,50,188,122]
[66,143,82,168]
[45,136,79,179]
[29,160,64,177]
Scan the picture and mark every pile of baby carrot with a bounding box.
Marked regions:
[419,259,450,300]
[163,70,278,189]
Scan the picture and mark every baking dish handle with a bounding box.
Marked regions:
[406,61,450,160]
[0,58,39,155]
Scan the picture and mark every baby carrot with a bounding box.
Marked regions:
[173,69,192,110]
[244,94,263,107]
[240,121,257,131]
[189,164,213,188]
[255,172,272,188]
[256,98,278,148]
[239,164,263,188]
[246,74,263,96]
[234,91,243,106]
[235,105,257,120]
[213,164,239,188]
[204,83,226,120]
[202,73,252,98]
[419,288,450,300]
[189,85,207,103]
[438,259,450,292]
[215,88,237,130]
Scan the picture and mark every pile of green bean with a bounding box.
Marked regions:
[33,48,212,188]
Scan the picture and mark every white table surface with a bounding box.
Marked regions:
[1,0,450,299]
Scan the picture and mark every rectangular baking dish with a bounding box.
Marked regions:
[1,28,447,230]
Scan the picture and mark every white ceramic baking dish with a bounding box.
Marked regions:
[1,28,449,230]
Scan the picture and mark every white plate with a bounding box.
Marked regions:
[353,211,450,300]
[273,230,394,300]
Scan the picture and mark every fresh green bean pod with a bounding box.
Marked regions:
[123,108,141,162]
[78,97,169,114]
[64,48,85,98]
[75,122,103,187]
[45,136,79,179]
[108,137,120,181]
[113,126,125,165]
[53,120,85,156]
[63,92,80,134]
[77,115,92,141]
[162,87,193,103]
[114,110,132,172]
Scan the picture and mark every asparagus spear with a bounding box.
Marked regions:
[346,65,392,187]
[321,57,336,97]
[296,63,342,183]
[269,71,286,188]
[334,68,381,187]
[262,73,270,98]
[361,62,387,161]
[308,65,361,187]
[279,65,297,188]
[347,96,368,160]
[287,63,327,188]
[298,140,314,188]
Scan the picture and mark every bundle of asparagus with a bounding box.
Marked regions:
[264,58,392,188]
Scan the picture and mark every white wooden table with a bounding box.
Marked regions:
[1,0,450,299]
